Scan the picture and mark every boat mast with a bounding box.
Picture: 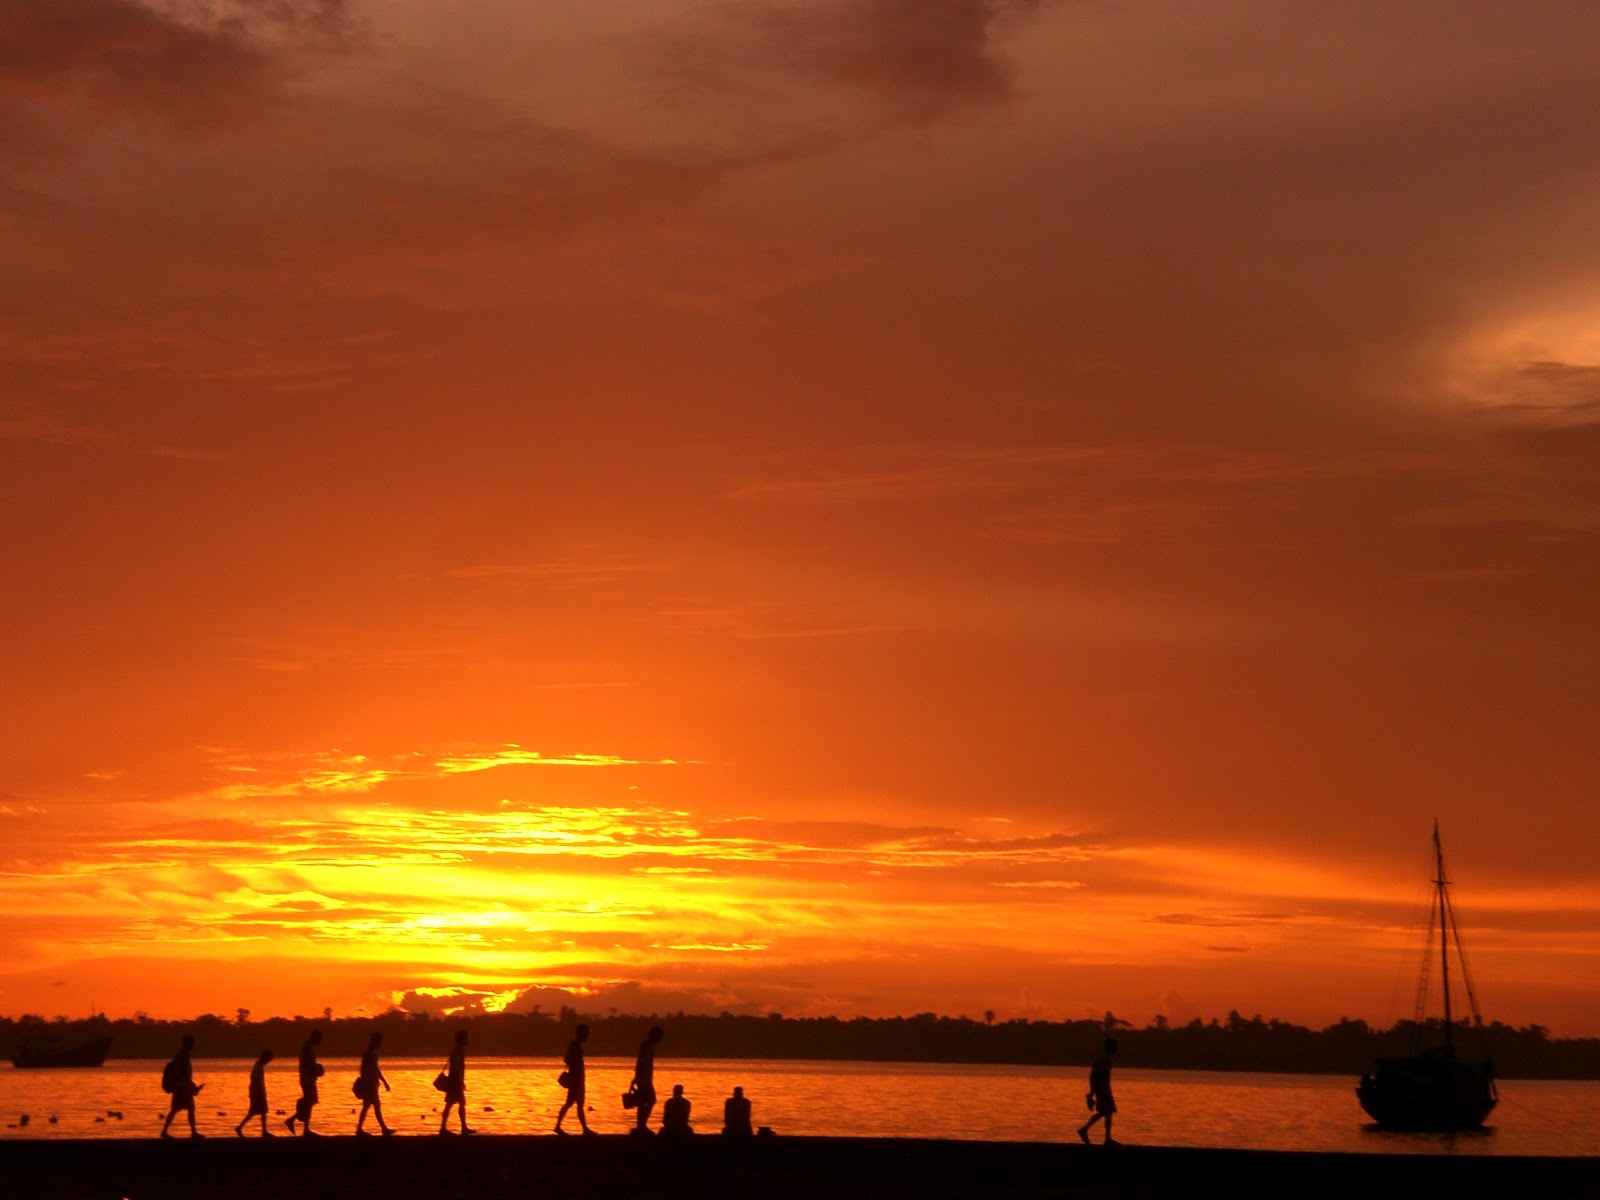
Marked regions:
[1435,819,1454,1055]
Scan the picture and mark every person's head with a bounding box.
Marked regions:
[455,1029,468,1047]
[259,1049,275,1064]
[369,1032,383,1048]
[180,1035,195,1053]
[733,1087,744,1098]
[308,1029,322,1046]
[648,1025,663,1044]
[576,1024,590,1042]
[1105,1038,1119,1056]
[672,1084,684,1097]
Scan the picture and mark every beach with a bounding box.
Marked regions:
[5,1134,1597,1200]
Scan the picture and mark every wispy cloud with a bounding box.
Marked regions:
[720,442,1447,507]
[433,747,679,775]
[0,407,214,458]
[1483,360,1600,422]
[448,558,675,589]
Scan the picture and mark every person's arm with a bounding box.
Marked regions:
[380,1069,391,1092]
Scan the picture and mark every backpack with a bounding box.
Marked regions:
[161,1057,181,1094]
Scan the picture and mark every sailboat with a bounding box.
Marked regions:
[1356,822,1498,1130]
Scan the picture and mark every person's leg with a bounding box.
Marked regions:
[1077,1110,1101,1142]
[187,1100,202,1136]
[576,1087,590,1133]
[375,1096,391,1134]
[556,1095,571,1131]
[1103,1112,1115,1144]
[162,1105,176,1138]
[357,1100,370,1133]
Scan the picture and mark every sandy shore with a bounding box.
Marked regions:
[4,1134,1596,1200]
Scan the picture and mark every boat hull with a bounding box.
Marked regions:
[1356,1053,1497,1130]
[10,1037,112,1068]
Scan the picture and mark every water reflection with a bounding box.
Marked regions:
[0,1059,1594,1156]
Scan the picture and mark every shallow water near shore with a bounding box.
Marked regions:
[3,1058,1595,1156]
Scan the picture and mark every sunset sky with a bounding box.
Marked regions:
[4,1,1599,1037]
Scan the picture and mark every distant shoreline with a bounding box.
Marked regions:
[4,1135,1597,1200]
[20,1053,1583,1086]
[9,1011,1599,1080]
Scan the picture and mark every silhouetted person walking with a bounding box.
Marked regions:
[723,1086,752,1137]
[355,1032,394,1136]
[439,1029,472,1136]
[630,1025,663,1134]
[1077,1038,1119,1145]
[286,1028,323,1136]
[160,1035,204,1138]
[661,1084,692,1136]
[235,1049,275,1137]
[556,1023,592,1135]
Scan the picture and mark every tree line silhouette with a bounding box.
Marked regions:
[6,1008,1597,1079]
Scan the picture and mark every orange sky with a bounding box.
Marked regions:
[3,1,1599,1036]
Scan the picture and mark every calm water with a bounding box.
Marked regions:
[2,1058,1595,1156]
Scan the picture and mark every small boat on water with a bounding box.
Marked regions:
[1356,823,1497,1130]
[10,1036,112,1069]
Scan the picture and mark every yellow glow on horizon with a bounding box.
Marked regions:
[3,749,1594,1031]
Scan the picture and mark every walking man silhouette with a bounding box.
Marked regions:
[1077,1038,1119,1145]
[630,1025,663,1134]
[354,1031,394,1136]
[555,1023,592,1135]
[235,1049,275,1137]
[439,1029,472,1136]
[286,1028,323,1136]
[160,1035,204,1138]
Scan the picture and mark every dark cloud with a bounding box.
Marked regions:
[1483,361,1600,421]
[636,0,1038,128]
[759,0,1036,114]
[0,0,355,162]
[397,979,777,1020]
[391,986,504,1019]
[704,817,958,848]
[1150,913,1253,929]
[0,0,268,126]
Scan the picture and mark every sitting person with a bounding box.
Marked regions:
[660,1083,693,1136]
[722,1086,752,1136]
